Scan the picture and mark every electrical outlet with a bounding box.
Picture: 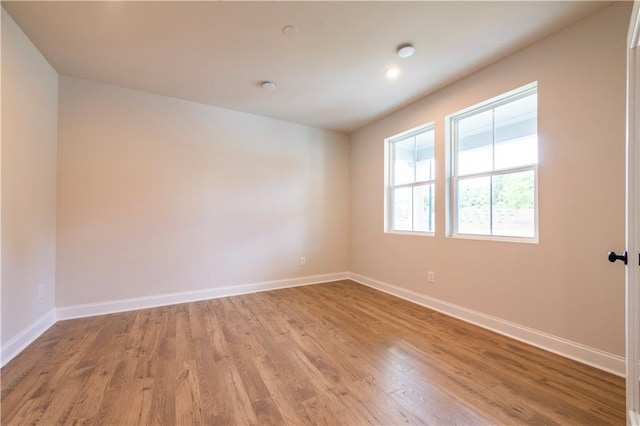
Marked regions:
[427,271,435,283]
[300,257,307,266]
[38,284,44,299]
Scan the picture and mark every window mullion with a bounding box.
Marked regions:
[414,136,418,183]
[456,164,535,181]
[492,108,496,171]
[412,136,417,231]
[489,175,494,236]
[491,164,536,176]
[490,108,496,236]
[453,119,459,178]
[390,142,395,187]
[390,187,395,230]
[389,143,395,230]
[391,180,432,190]
[452,120,458,234]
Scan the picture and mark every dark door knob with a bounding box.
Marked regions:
[608,251,628,265]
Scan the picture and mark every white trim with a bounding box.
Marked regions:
[448,232,539,245]
[387,122,435,143]
[384,123,436,234]
[349,272,625,377]
[1,309,57,367]
[386,230,435,238]
[627,1,640,422]
[445,82,539,242]
[3,273,624,379]
[448,81,538,119]
[628,1,640,49]
[56,272,349,320]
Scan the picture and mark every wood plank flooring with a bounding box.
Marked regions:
[1,280,625,425]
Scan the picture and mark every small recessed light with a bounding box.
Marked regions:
[385,67,400,79]
[282,25,299,37]
[397,43,415,58]
[261,81,277,90]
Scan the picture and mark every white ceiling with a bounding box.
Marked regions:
[2,1,611,133]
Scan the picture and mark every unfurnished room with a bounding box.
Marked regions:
[2,1,640,424]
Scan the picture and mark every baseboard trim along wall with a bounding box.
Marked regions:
[1,309,57,368]
[2,272,626,377]
[348,272,626,377]
[56,272,350,321]
[3,272,348,367]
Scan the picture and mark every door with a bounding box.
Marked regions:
[627,2,640,424]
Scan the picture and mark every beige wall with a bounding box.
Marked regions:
[1,10,58,346]
[56,76,349,307]
[350,3,629,356]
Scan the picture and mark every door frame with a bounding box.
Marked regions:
[627,1,640,424]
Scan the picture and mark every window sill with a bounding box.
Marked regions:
[448,233,538,244]
[385,230,435,237]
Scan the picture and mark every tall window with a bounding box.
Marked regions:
[385,124,435,234]
[447,82,538,240]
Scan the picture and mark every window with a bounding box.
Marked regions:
[385,124,435,234]
[447,82,538,241]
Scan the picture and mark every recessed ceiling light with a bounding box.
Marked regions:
[261,81,277,90]
[282,25,299,37]
[385,67,400,79]
[397,43,415,58]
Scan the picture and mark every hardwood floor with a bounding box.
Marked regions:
[1,280,625,425]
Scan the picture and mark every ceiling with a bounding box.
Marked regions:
[2,1,611,133]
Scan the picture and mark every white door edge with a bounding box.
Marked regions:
[627,2,640,424]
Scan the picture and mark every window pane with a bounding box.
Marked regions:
[450,84,537,240]
[492,170,535,237]
[495,93,538,169]
[457,110,493,175]
[413,184,434,232]
[393,187,412,231]
[457,176,490,235]
[393,137,415,185]
[416,129,435,182]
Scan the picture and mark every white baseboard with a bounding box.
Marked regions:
[1,309,57,368]
[57,272,349,321]
[4,272,624,378]
[349,272,626,377]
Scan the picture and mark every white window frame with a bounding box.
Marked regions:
[384,123,436,236]
[445,82,539,243]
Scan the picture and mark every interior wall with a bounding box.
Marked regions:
[56,76,349,307]
[1,10,58,346]
[349,3,629,356]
